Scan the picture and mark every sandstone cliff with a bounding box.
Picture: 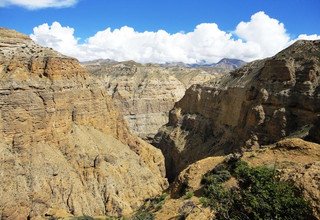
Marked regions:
[83,60,220,141]
[0,28,167,219]
[154,40,320,181]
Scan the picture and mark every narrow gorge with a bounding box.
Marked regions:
[83,59,243,141]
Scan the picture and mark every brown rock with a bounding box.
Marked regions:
[170,156,225,197]
[83,60,221,141]
[0,28,167,219]
[154,40,320,181]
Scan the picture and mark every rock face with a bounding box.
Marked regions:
[83,60,220,141]
[154,40,320,181]
[0,28,167,219]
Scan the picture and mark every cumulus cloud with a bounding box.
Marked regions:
[30,11,320,63]
[235,11,290,59]
[30,22,81,57]
[296,34,320,40]
[80,23,258,63]
[0,0,78,9]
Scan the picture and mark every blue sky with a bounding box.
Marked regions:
[1,0,320,38]
[1,0,320,63]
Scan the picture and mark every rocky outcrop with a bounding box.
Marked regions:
[84,60,220,141]
[154,40,320,181]
[164,138,320,219]
[0,28,167,219]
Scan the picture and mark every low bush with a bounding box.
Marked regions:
[201,160,314,220]
[184,191,194,199]
[131,193,168,220]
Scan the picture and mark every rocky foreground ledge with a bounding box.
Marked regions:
[0,28,168,219]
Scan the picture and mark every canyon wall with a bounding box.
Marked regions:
[154,40,320,181]
[84,60,221,141]
[0,28,167,219]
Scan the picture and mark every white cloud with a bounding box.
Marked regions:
[30,22,81,57]
[80,23,258,63]
[296,34,320,40]
[0,0,78,9]
[30,11,320,63]
[235,11,290,59]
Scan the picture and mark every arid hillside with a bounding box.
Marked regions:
[0,28,168,219]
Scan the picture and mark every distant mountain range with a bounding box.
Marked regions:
[160,58,246,70]
[83,58,246,71]
[81,58,118,65]
[214,58,246,69]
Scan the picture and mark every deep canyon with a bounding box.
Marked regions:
[0,28,319,219]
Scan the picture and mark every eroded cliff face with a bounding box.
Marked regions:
[0,28,167,219]
[84,60,220,141]
[154,40,320,181]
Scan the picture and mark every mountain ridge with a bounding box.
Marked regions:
[83,58,246,69]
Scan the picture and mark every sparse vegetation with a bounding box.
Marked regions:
[69,216,95,220]
[184,190,194,199]
[69,216,127,220]
[131,210,154,220]
[178,200,197,219]
[130,193,168,220]
[201,159,314,220]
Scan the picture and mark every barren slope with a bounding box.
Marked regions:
[0,28,167,219]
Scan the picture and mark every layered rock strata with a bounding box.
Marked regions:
[84,60,220,141]
[0,28,167,219]
[154,40,320,181]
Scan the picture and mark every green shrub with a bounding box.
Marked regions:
[201,160,314,220]
[199,197,209,206]
[131,193,168,219]
[155,193,168,203]
[203,183,231,212]
[201,169,231,185]
[150,193,168,211]
[184,190,194,199]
